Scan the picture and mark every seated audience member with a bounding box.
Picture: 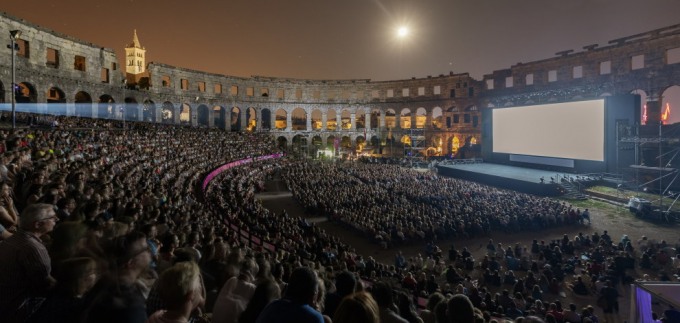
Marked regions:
[238,279,281,323]
[28,257,99,323]
[212,257,259,323]
[0,203,58,323]
[447,294,476,323]
[333,291,380,323]
[147,261,205,323]
[81,231,152,323]
[323,270,357,317]
[255,267,324,323]
[371,281,409,323]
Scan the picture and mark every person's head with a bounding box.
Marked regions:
[108,231,151,277]
[333,291,380,323]
[156,261,204,311]
[335,270,358,296]
[53,256,98,297]
[284,266,319,304]
[448,294,475,323]
[427,292,446,311]
[49,221,88,259]
[239,279,281,323]
[19,203,58,235]
[370,281,395,308]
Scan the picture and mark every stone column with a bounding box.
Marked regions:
[190,105,198,127]
[321,111,327,131]
[286,110,292,131]
[256,108,262,130]
[306,109,312,131]
[411,111,416,129]
[336,113,342,131]
[380,111,386,129]
[240,107,248,130]
[365,111,371,130]
[350,112,356,131]
[270,109,277,130]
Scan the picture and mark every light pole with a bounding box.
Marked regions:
[122,79,127,131]
[8,30,21,129]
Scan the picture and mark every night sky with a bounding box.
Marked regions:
[4,0,680,121]
[3,0,679,81]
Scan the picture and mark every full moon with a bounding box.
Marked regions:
[397,26,409,38]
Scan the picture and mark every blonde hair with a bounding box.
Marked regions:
[333,291,380,323]
[157,261,201,309]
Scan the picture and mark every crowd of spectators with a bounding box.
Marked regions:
[281,161,583,247]
[0,113,678,323]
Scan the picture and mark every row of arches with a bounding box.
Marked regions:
[0,81,482,131]
[275,133,478,157]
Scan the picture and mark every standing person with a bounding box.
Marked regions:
[600,281,620,323]
[0,203,58,323]
[255,267,324,323]
[80,231,152,323]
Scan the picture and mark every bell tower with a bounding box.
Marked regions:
[125,29,146,76]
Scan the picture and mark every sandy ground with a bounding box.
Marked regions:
[257,175,680,322]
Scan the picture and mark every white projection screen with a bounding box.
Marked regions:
[492,99,605,161]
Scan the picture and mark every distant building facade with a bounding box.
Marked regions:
[1,12,679,157]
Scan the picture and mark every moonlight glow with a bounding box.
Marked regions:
[397,26,409,38]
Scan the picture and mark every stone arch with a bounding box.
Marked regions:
[162,101,175,124]
[431,135,443,156]
[197,104,210,127]
[311,109,322,130]
[311,135,323,147]
[370,109,380,130]
[143,99,156,123]
[46,86,66,115]
[327,135,338,152]
[247,107,257,131]
[291,107,306,131]
[213,106,226,129]
[451,136,461,155]
[399,108,411,129]
[416,107,427,129]
[179,103,191,125]
[355,135,366,151]
[370,135,380,148]
[341,109,351,130]
[16,82,37,104]
[124,97,139,121]
[47,86,66,103]
[385,108,396,128]
[275,108,287,130]
[327,109,337,131]
[97,94,114,119]
[231,107,242,131]
[631,89,648,125]
[661,85,680,124]
[340,136,352,149]
[292,134,308,156]
[356,108,366,130]
[74,91,92,117]
[432,107,443,130]
[261,108,272,129]
[276,136,288,150]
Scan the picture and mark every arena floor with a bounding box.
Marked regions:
[257,172,679,322]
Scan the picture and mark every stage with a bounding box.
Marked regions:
[436,162,574,196]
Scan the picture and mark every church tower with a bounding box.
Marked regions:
[125,30,146,82]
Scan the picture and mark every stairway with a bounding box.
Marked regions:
[559,180,588,200]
